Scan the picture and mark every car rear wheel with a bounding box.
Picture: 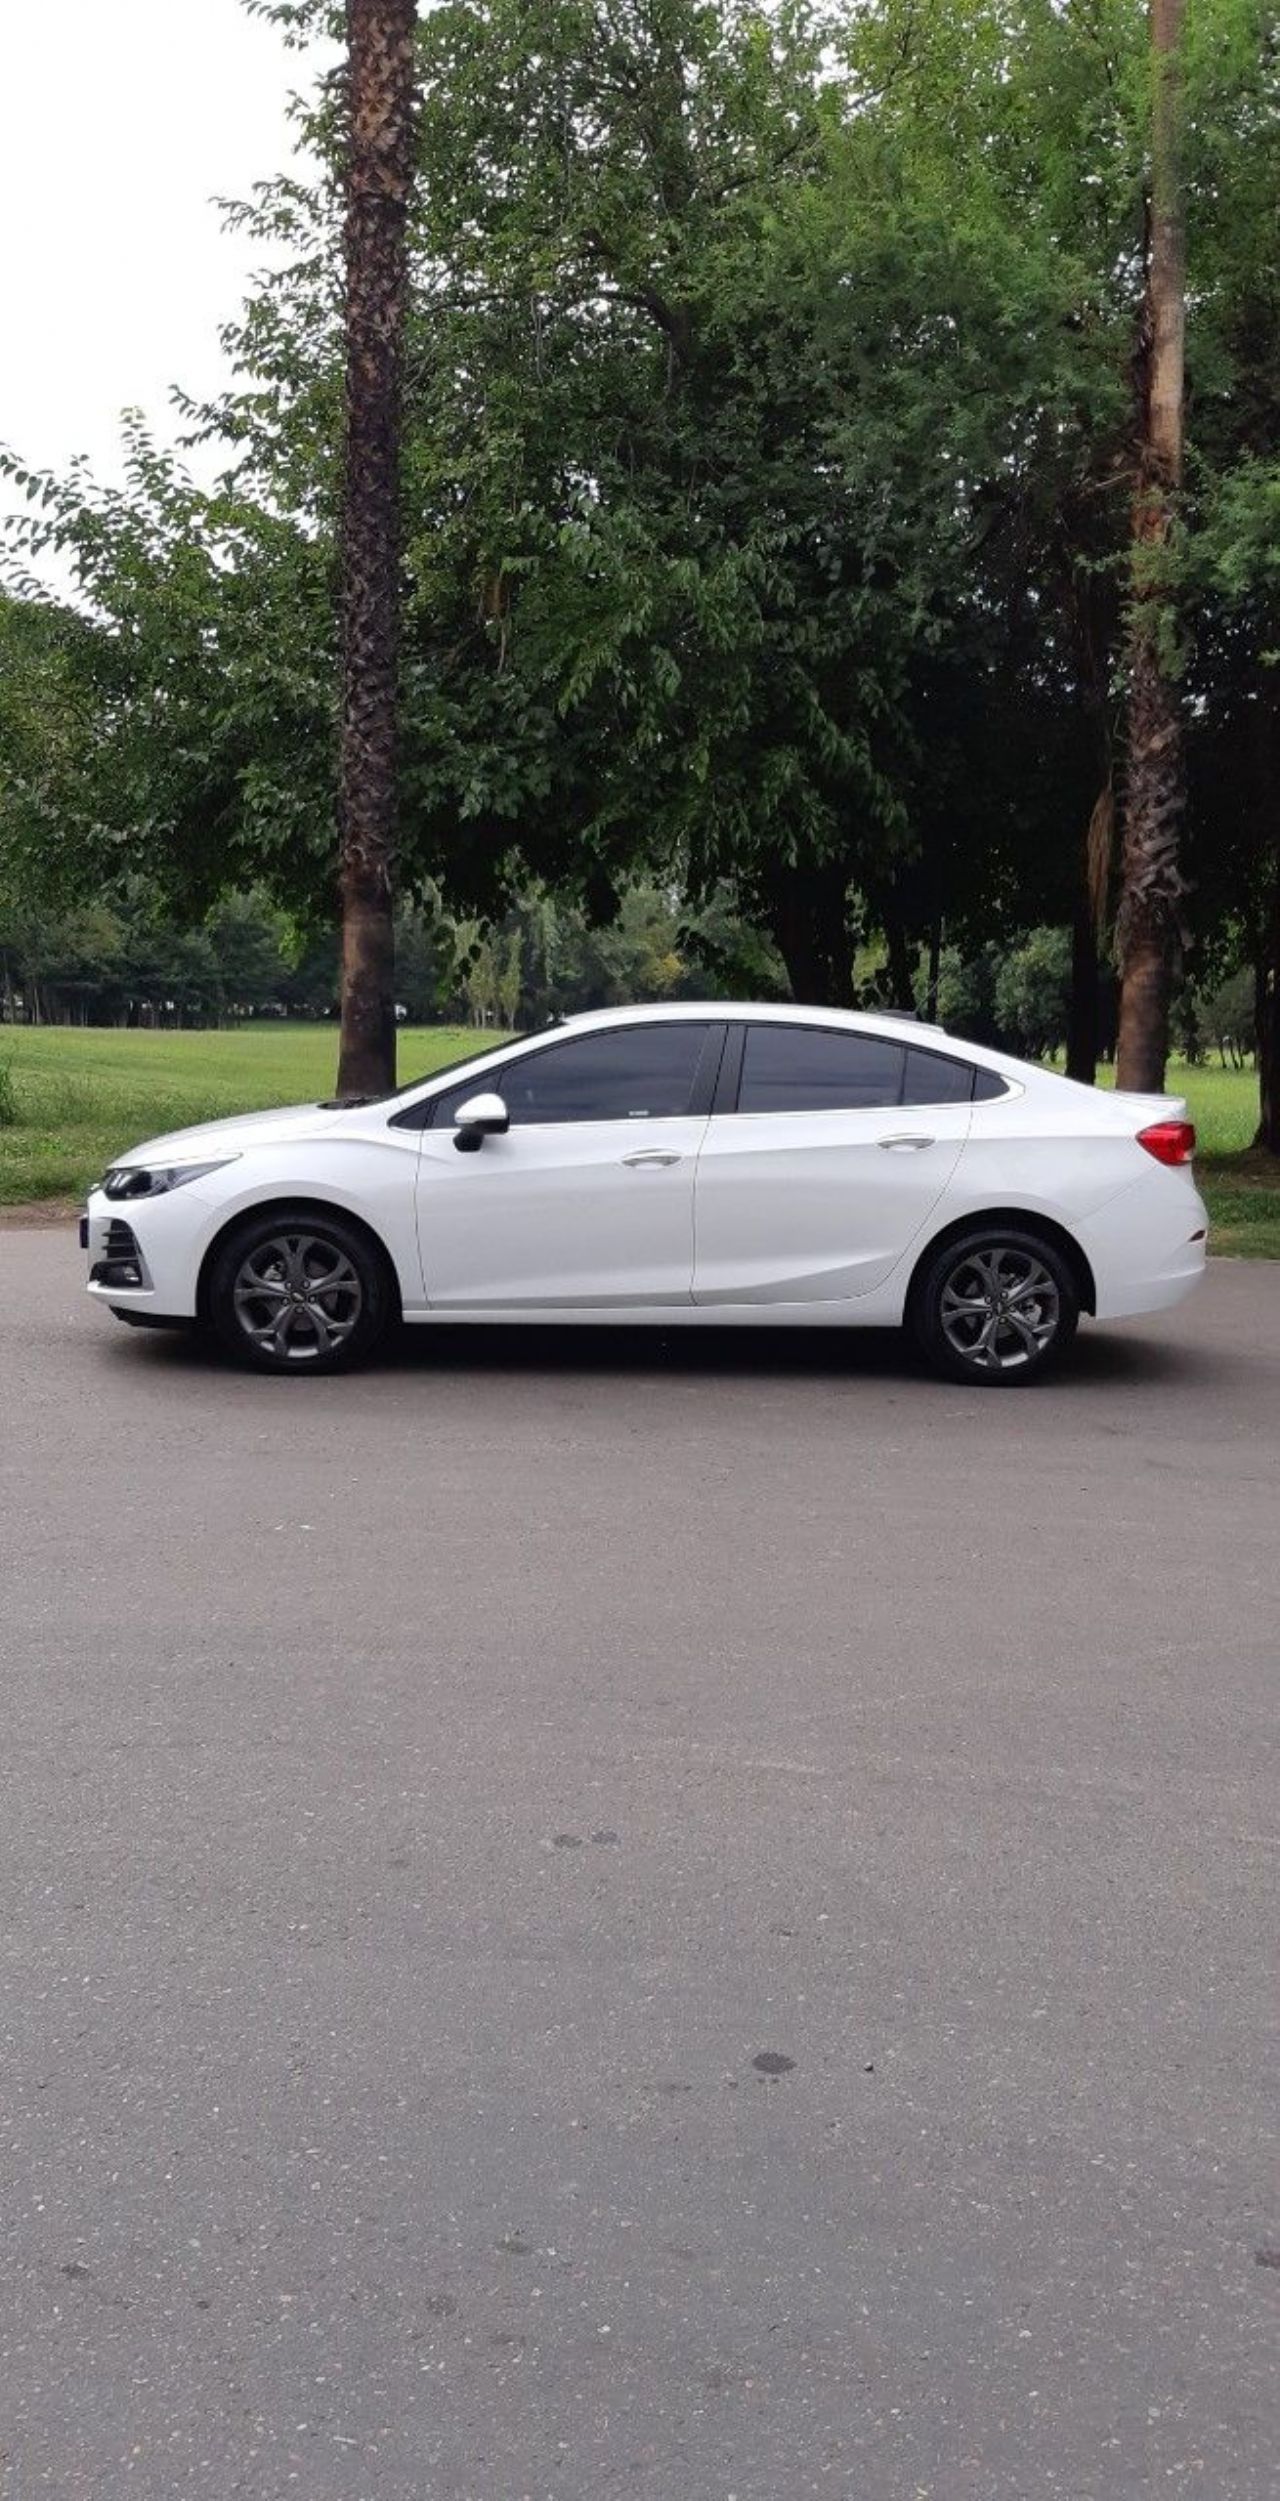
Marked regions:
[911,1228,1079,1386]
[208,1210,391,1374]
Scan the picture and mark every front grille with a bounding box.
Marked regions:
[91,1217,147,1291]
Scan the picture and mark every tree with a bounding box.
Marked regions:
[0,437,337,917]
[1116,0,1189,1093]
[1175,0,1280,1149]
[3,0,1275,1114]
[993,929,1074,1064]
[335,0,417,1098]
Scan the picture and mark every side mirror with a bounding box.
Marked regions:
[452,1090,510,1152]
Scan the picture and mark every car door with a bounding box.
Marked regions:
[414,1021,723,1309]
[692,1023,974,1304]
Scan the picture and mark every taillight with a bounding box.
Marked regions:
[1137,1120,1196,1167]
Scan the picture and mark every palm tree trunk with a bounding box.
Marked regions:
[1116,0,1187,1096]
[335,0,417,1099]
[1066,880,1099,1083]
[1255,862,1280,1156]
[925,917,943,1024]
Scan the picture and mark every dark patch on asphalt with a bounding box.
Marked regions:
[591,1829,620,1846]
[552,1834,583,1849]
[496,2234,532,2257]
[60,2262,92,2282]
[752,2051,796,2076]
[1254,2247,1280,2271]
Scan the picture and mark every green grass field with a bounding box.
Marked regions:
[0,1023,1275,1256]
[0,1024,492,1208]
[1091,1060,1278,1258]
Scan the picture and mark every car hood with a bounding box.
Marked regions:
[110,1102,349,1167]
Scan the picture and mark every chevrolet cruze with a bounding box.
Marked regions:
[81,1003,1207,1384]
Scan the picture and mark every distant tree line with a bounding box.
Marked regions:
[0,876,1260,1079]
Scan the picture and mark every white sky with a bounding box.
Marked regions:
[2,0,319,523]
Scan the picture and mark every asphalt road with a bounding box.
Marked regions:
[1,1227,1277,2501]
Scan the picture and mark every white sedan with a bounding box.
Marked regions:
[81,1003,1208,1385]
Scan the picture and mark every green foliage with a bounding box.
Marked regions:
[936,930,1079,1062]
[1193,965,1257,1066]
[993,929,1074,1064]
[0,0,1276,1119]
[0,873,774,1034]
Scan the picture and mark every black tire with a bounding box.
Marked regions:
[910,1226,1079,1387]
[207,1207,392,1375]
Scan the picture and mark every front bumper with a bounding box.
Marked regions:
[84,1209,152,1293]
[83,1188,201,1319]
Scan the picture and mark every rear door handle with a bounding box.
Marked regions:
[878,1133,935,1151]
[623,1148,682,1168]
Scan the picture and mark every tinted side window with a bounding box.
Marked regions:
[972,1067,1010,1101]
[902,1046,975,1105]
[495,1024,712,1125]
[425,1059,524,1128]
[738,1026,906,1113]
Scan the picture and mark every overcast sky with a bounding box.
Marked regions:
[2,0,320,518]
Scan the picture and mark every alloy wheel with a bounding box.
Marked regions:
[937,1244,1061,1375]
[231,1230,364,1364]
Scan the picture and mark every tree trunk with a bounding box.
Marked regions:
[1255,863,1280,1156]
[925,918,943,1024]
[335,0,417,1100]
[881,908,917,1013]
[1066,882,1099,1082]
[1116,0,1187,1096]
[761,860,855,1007]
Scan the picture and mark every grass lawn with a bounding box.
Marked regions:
[0,1025,1276,1258]
[1092,1060,1279,1259]
[0,1024,494,1208]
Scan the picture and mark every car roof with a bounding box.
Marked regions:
[553,1000,955,1046]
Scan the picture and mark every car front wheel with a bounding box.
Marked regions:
[911,1228,1079,1386]
[207,1210,391,1374]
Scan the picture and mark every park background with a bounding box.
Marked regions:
[2,0,1277,1252]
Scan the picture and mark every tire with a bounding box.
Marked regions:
[910,1226,1079,1387]
[207,1208,392,1375]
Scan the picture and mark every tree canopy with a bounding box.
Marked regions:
[2,0,1278,1127]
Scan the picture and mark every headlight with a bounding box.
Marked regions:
[102,1158,239,1201]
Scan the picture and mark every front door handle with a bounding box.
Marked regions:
[878,1133,935,1151]
[622,1148,683,1168]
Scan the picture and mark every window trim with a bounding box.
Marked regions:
[968,1065,1016,1105]
[407,1018,727,1132]
[719,1021,1008,1115]
[712,1021,746,1115]
[903,1042,1002,1108]
[387,1033,539,1131]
